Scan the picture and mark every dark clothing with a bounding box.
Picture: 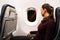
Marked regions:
[31,17,55,40]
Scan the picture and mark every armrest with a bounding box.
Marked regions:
[30,31,37,34]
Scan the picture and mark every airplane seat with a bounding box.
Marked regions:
[0,15,1,31]
[54,7,60,40]
[0,4,17,40]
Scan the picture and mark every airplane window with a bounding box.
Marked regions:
[27,7,36,22]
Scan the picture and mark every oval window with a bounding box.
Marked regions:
[27,7,36,22]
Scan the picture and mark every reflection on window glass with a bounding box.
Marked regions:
[27,7,36,22]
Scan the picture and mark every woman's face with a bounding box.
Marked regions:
[41,8,45,17]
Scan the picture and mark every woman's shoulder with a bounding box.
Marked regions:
[47,18,55,26]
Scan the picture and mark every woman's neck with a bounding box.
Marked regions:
[44,13,50,18]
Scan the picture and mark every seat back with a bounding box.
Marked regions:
[54,7,60,40]
[0,15,1,31]
[0,4,17,39]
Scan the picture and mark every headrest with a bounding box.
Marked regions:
[55,7,60,20]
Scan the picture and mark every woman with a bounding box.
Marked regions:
[27,3,56,40]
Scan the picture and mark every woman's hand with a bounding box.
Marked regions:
[27,32,31,38]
